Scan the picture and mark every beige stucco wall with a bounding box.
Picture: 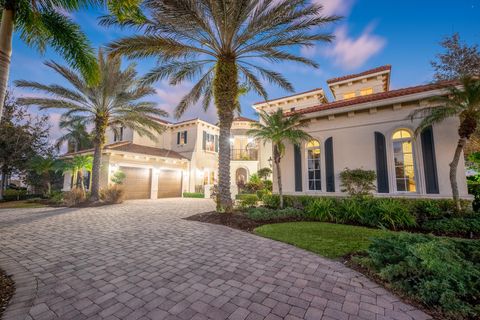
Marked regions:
[275,101,469,198]
[330,75,387,100]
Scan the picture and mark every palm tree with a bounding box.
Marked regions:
[59,155,93,192]
[55,116,93,153]
[411,77,480,210]
[248,109,312,209]
[29,155,56,195]
[0,0,144,120]
[106,0,338,213]
[16,51,168,201]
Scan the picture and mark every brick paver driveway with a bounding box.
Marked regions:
[0,199,431,320]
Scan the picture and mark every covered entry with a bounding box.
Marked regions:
[120,166,152,200]
[157,169,182,198]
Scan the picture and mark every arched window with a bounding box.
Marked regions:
[307,140,321,190]
[392,129,416,192]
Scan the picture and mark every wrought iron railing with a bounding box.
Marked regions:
[231,149,258,161]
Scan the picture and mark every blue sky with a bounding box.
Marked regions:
[9,0,480,142]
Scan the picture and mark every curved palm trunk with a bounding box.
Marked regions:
[213,57,238,213]
[450,137,466,211]
[273,145,283,209]
[0,9,14,120]
[90,118,108,201]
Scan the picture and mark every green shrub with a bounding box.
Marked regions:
[246,207,303,220]
[305,197,338,221]
[359,233,480,318]
[263,194,280,209]
[2,189,28,201]
[183,192,204,198]
[340,168,376,196]
[263,180,273,191]
[237,194,259,209]
[337,197,369,224]
[236,193,257,200]
[421,216,480,237]
[256,189,271,200]
[368,198,416,230]
[48,190,64,204]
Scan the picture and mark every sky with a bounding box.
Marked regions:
[8,0,480,145]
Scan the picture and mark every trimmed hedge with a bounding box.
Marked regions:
[183,192,205,198]
[357,233,480,319]
[421,216,480,238]
[1,190,42,202]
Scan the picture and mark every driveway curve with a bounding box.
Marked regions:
[0,199,431,320]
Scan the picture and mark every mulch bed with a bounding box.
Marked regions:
[184,211,306,232]
[0,268,14,319]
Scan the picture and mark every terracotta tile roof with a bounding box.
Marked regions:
[253,88,324,106]
[326,65,392,84]
[233,116,257,122]
[287,80,457,117]
[148,116,172,124]
[62,142,187,160]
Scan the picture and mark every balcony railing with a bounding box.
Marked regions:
[231,149,258,161]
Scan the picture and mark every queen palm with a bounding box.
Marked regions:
[248,109,312,209]
[0,0,144,120]
[106,0,338,212]
[55,116,93,153]
[16,51,168,201]
[59,155,93,192]
[411,77,480,210]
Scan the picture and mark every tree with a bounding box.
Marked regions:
[257,167,272,181]
[59,155,93,192]
[411,77,480,210]
[432,33,480,81]
[106,0,338,213]
[55,116,93,153]
[248,109,312,208]
[16,51,167,201]
[28,155,57,195]
[0,0,145,121]
[0,91,50,200]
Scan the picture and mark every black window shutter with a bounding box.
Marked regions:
[202,131,206,150]
[325,137,335,192]
[294,144,302,192]
[421,126,439,194]
[177,132,180,144]
[374,132,389,193]
[184,131,188,144]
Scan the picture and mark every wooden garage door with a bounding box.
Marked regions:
[120,166,151,200]
[158,170,182,198]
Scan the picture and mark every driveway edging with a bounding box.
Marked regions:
[0,253,37,320]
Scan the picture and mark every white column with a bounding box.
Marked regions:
[150,168,158,199]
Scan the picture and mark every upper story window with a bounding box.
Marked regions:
[177,131,187,145]
[392,129,416,192]
[343,92,356,99]
[360,88,373,96]
[114,127,124,142]
[307,140,321,190]
[203,131,218,152]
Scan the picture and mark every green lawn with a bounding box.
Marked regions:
[0,200,47,209]
[254,222,389,259]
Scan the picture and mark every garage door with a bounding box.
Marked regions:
[120,166,151,200]
[158,170,182,198]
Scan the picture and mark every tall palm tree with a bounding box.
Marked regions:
[55,116,93,153]
[248,109,312,209]
[16,51,168,201]
[0,0,144,120]
[29,155,56,195]
[106,0,338,212]
[411,77,480,210]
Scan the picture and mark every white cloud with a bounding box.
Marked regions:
[322,24,386,70]
[313,0,356,16]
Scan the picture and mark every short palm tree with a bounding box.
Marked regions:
[107,0,338,212]
[16,51,168,201]
[55,116,93,153]
[411,77,480,210]
[248,109,312,209]
[0,0,144,120]
[29,155,56,195]
[59,155,93,192]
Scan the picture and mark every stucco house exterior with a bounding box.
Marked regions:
[253,65,469,199]
[62,117,267,199]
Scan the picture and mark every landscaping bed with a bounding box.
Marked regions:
[0,268,14,318]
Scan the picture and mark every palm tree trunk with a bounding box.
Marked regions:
[213,56,238,213]
[0,9,14,120]
[273,145,283,209]
[90,118,107,201]
[450,137,466,211]
[0,167,7,200]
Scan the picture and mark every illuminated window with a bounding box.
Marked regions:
[343,92,356,99]
[360,88,373,96]
[392,129,416,192]
[203,132,217,152]
[307,140,321,190]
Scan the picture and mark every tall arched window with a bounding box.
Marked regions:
[307,140,321,190]
[392,129,416,192]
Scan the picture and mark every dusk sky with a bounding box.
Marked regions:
[9,0,480,144]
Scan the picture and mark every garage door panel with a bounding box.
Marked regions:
[158,170,182,198]
[120,166,151,200]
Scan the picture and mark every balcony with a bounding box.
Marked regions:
[231,149,258,161]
